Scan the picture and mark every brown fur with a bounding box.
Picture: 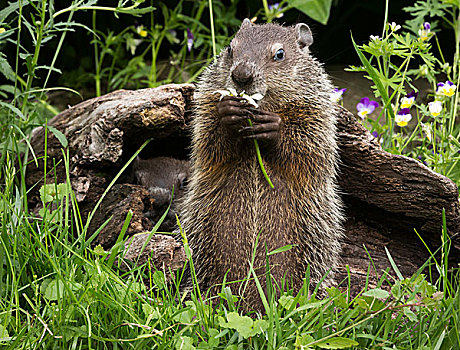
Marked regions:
[180,20,343,311]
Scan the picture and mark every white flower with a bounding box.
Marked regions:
[428,100,443,117]
[388,22,401,32]
[329,88,346,103]
[418,22,431,41]
[370,35,381,41]
[214,90,231,100]
[241,92,263,108]
[437,81,456,97]
[395,109,412,127]
[400,96,415,109]
[419,65,429,76]
[213,89,264,108]
[421,123,433,142]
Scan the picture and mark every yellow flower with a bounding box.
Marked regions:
[437,81,456,97]
[136,25,148,37]
[395,109,412,127]
[428,101,443,117]
[0,28,5,34]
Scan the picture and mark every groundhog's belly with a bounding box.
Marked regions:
[206,162,301,284]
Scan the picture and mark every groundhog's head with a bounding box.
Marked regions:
[221,19,315,99]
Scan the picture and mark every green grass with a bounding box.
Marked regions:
[0,155,459,349]
[1,0,460,348]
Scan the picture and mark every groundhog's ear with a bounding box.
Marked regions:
[295,23,313,51]
[241,18,253,29]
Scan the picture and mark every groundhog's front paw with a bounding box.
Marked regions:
[239,108,281,143]
[217,96,252,132]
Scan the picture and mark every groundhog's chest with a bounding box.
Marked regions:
[209,157,299,243]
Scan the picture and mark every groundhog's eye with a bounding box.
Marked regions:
[273,48,285,61]
[227,46,232,57]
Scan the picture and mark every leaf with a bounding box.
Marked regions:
[0,324,9,340]
[391,281,402,299]
[362,288,390,299]
[327,287,347,308]
[403,307,417,322]
[48,126,68,148]
[38,206,52,218]
[142,303,160,319]
[0,0,30,22]
[316,336,359,349]
[433,330,446,350]
[174,335,195,350]
[0,53,15,82]
[0,101,26,120]
[219,312,268,339]
[268,244,293,256]
[207,328,219,347]
[39,183,57,203]
[43,279,66,301]
[289,0,333,25]
[56,183,69,198]
[295,333,314,349]
[117,6,156,16]
[174,308,194,323]
[385,247,404,280]
[278,294,295,309]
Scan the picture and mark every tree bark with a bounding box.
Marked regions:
[27,83,460,289]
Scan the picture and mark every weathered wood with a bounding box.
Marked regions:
[336,105,460,244]
[27,83,460,288]
[122,233,187,282]
[27,83,194,216]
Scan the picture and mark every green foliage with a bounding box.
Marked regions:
[0,0,459,349]
[89,0,241,95]
[289,0,333,25]
[218,312,269,339]
[347,0,460,185]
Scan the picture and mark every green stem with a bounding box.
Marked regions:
[92,10,101,97]
[247,119,274,188]
[381,0,389,38]
[21,0,46,116]
[262,0,270,22]
[208,0,217,60]
[41,3,75,101]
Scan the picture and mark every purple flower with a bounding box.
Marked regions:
[356,97,379,119]
[371,131,379,138]
[268,3,284,18]
[437,81,456,97]
[419,22,431,41]
[186,28,194,52]
[407,91,418,99]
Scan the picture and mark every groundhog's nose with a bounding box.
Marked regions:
[231,62,253,87]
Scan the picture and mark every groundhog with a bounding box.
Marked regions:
[132,156,189,232]
[180,19,343,311]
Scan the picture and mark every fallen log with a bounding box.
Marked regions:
[27,83,460,291]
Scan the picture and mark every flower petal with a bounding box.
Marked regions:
[250,93,264,101]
